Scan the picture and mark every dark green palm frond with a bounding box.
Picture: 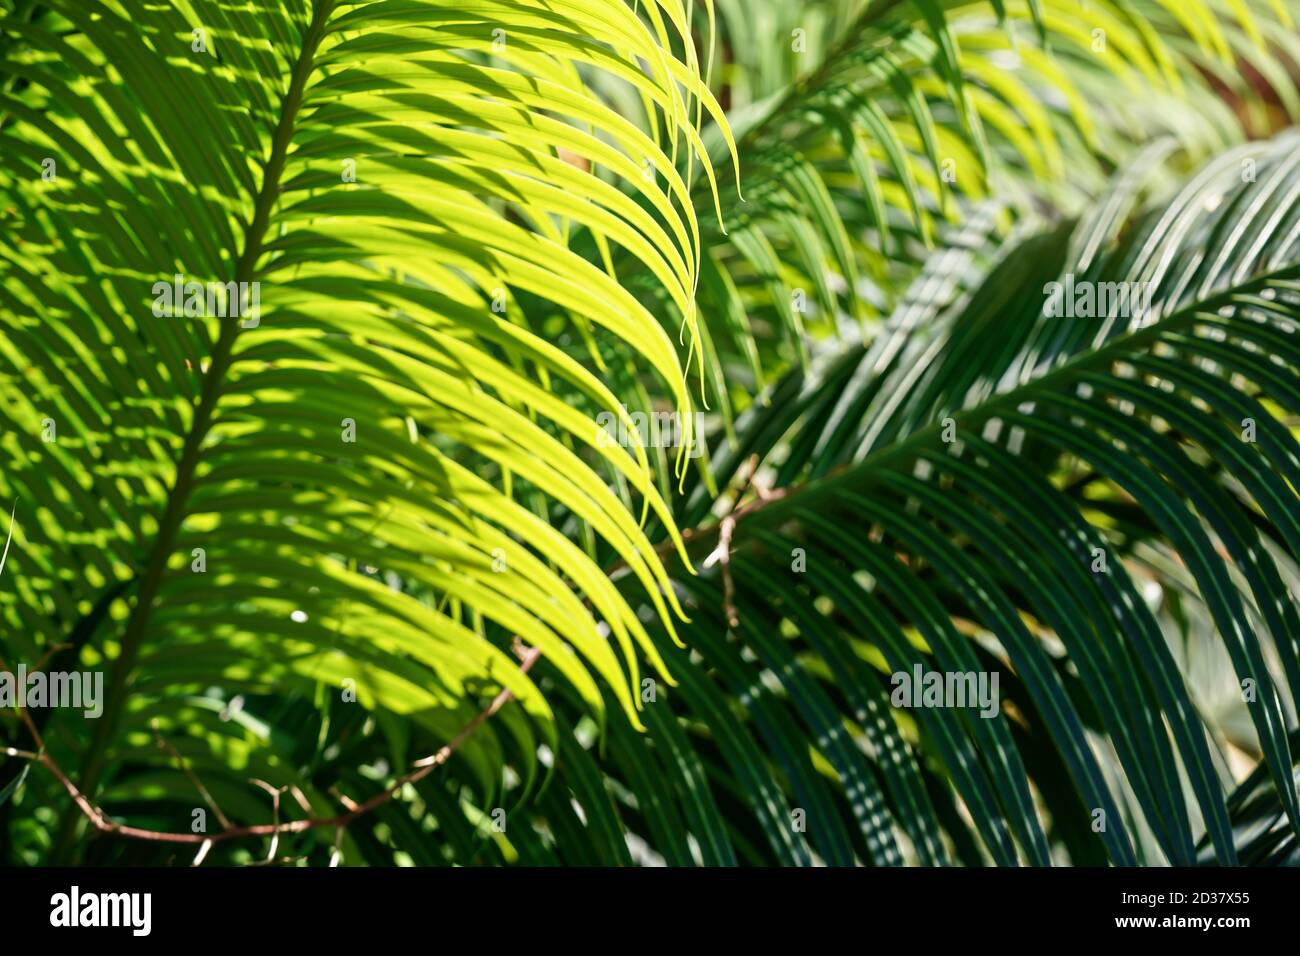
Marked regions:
[501,133,1300,867]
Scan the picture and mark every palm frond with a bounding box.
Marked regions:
[537,132,1300,866]
[641,0,1300,403]
[0,0,731,859]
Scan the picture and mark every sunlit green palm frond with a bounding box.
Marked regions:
[0,0,734,860]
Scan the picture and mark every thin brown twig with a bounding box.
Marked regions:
[703,515,739,628]
[0,654,48,751]
[32,642,71,673]
[1,644,543,848]
[153,723,233,830]
[250,778,285,861]
[607,457,797,581]
[701,454,767,629]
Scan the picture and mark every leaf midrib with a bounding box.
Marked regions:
[678,267,1296,559]
[50,0,336,863]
